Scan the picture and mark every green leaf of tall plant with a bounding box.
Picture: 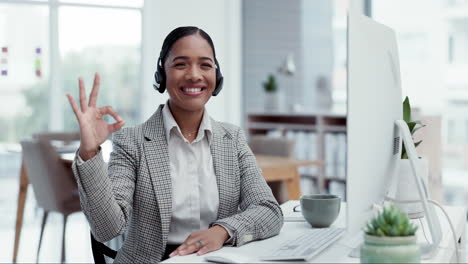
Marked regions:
[407,121,422,133]
[400,96,425,159]
[414,140,422,148]
[401,141,422,159]
[403,96,411,123]
[412,124,426,135]
[407,122,417,134]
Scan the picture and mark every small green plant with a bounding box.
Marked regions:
[365,205,418,237]
[401,96,426,159]
[262,74,278,93]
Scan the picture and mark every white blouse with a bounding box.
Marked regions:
[162,102,220,245]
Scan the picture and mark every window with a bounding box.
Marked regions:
[0,0,142,177]
[372,0,468,204]
[0,0,142,140]
[0,3,49,142]
[59,6,141,130]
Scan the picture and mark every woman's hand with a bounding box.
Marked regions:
[169,225,230,257]
[66,73,125,160]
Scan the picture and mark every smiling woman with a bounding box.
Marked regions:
[66,26,283,262]
[159,33,223,139]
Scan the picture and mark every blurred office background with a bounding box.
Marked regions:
[0,0,467,262]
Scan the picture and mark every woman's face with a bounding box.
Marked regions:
[164,33,216,113]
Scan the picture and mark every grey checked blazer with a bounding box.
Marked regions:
[72,105,284,262]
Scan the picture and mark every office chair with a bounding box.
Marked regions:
[90,232,117,264]
[248,135,295,204]
[248,135,294,157]
[20,139,81,263]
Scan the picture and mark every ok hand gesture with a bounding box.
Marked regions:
[66,73,125,160]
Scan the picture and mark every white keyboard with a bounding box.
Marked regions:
[261,228,345,261]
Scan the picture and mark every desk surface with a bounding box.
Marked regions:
[163,201,466,263]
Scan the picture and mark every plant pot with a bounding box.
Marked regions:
[360,235,420,263]
[395,158,429,219]
[264,92,280,111]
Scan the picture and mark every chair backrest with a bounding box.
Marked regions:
[20,139,78,214]
[248,135,294,157]
[91,233,117,264]
[249,135,295,204]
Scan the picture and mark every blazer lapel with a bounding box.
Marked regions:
[142,105,172,247]
[210,120,234,220]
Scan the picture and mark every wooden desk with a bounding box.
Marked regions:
[255,155,322,200]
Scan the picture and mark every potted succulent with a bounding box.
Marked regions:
[361,205,420,263]
[395,96,428,218]
[263,74,279,111]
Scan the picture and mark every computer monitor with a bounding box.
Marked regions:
[345,12,442,258]
[346,12,403,237]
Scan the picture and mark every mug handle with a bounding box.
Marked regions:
[293,205,301,212]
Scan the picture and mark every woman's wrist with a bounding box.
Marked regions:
[212,225,230,242]
[78,146,100,161]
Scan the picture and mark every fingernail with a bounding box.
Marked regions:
[169,252,175,257]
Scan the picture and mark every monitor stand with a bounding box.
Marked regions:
[348,244,361,258]
[395,119,442,259]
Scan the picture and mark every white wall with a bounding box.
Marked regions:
[141,0,242,126]
[242,0,302,115]
[242,0,335,115]
[301,0,333,112]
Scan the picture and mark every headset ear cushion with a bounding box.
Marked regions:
[212,63,223,96]
[213,76,223,96]
[154,64,166,93]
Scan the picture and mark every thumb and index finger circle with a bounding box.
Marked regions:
[99,106,122,122]
[99,106,125,132]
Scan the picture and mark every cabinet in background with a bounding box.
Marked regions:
[247,112,347,196]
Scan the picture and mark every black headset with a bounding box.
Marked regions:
[153,55,224,96]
